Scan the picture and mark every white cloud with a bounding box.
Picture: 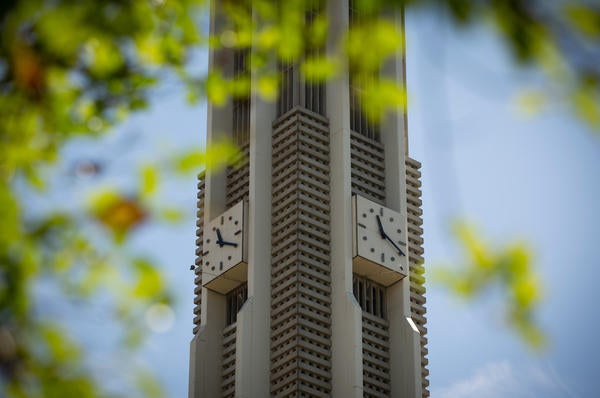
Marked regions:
[434,360,578,398]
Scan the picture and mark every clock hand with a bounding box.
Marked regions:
[216,228,225,247]
[377,214,405,256]
[215,228,238,247]
[385,235,405,256]
[376,215,386,238]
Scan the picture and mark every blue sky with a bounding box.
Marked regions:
[61,7,600,397]
[406,7,600,398]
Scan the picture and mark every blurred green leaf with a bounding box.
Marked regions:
[160,208,184,222]
[346,20,403,73]
[135,368,165,398]
[174,139,240,173]
[132,258,164,300]
[301,56,338,82]
[256,25,281,50]
[88,189,148,242]
[140,165,160,196]
[565,5,600,38]
[573,84,600,128]
[257,73,279,101]
[359,77,407,122]
[433,222,546,349]
[515,90,545,117]
[206,70,228,106]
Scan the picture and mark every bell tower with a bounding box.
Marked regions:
[189,1,429,397]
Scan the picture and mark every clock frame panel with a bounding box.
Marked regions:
[351,194,408,286]
[202,200,248,294]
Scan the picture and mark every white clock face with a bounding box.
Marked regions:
[202,201,246,291]
[353,195,408,283]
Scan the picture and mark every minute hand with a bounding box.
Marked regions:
[376,215,405,256]
[384,234,405,256]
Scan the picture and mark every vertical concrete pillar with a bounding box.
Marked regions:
[328,0,364,396]
[234,57,275,397]
[381,8,423,398]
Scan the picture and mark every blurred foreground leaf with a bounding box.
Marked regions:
[174,139,240,173]
[88,189,148,243]
[433,222,545,349]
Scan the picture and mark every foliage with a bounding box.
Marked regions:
[397,0,600,128]
[1,0,597,396]
[0,0,209,396]
[433,223,545,350]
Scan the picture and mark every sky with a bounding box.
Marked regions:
[406,7,600,398]
[58,6,600,398]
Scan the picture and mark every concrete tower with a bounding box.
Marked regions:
[189,1,428,397]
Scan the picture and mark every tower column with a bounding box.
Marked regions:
[328,0,364,396]
[233,59,275,397]
[382,9,424,397]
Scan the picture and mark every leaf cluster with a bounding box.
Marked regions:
[0,0,209,396]
[434,223,545,349]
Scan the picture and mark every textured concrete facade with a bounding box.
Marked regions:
[189,1,428,397]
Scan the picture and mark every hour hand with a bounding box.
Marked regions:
[376,215,386,238]
[215,228,224,246]
[215,229,237,247]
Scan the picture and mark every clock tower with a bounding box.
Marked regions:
[189,1,428,397]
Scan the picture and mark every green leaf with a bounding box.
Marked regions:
[359,78,407,122]
[573,85,600,128]
[160,208,184,222]
[206,71,229,106]
[346,20,403,73]
[301,56,339,82]
[256,25,280,50]
[565,5,600,38]
[434,222,545,350]
[140,165,159,196]
[87,189,148,241]
[132,258,163,299]
[514,90,545,117]
[205,139,241,170]
[257,74,279,101]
